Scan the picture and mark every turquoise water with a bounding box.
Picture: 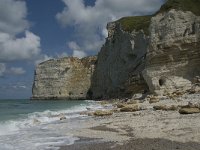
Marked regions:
[0,99,88,122]
[0,99,102,150]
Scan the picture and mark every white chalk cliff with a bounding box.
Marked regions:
[32,0,200,100]
[143,9,200,95]
[32,57,96,100]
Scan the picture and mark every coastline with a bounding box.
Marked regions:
[59,93,200,150]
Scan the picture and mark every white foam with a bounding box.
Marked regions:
[0,100,101,150]
[0,121,20,136]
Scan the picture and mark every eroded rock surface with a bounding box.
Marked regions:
[32,56,96,100]
[90,22,149,99]
[143,9,200,95]
[32,1,200,100]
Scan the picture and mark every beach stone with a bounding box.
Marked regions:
[149,97,159,104]
[132,93,143,100]
[80,111,89,115]
[93,110,113,117]
[179,108,200,114]
[87,112,94,116]
[116,103,127,108]
[153,105,168,111]
[58,113,67,120]
[80,111,94,116]
[127,100,139,105]
[60,116,67,120]
[33,119,41,125]
[153,105,178,111]
[120,104,140,112]
[112,108,120,113]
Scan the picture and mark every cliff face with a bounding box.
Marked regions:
[32,56,96,100]
[143,9,200,95]
[32,0,200,100]
[90,22,149,99]
[90,1,200,98]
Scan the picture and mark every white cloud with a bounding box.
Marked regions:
[0,64,26,76]
[0,63,6,77]
[12,85,27,89]
[0,31,41,62]
[73,50,86,58]
[68,41,81,51]
[57,0,164,54]
[7,67,26,75]
[0,0,29,35]
[0,0,43,63]
[68,41,86,58]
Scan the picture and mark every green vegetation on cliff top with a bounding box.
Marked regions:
[158,0,200,16]
[117,0,200,34]
[117,16,151,35]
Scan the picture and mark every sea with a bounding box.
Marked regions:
[0,99,103,150]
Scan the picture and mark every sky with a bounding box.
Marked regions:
[0,0,165,99]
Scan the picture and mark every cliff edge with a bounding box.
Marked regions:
[32,56,96,100]
[32,0,200,100]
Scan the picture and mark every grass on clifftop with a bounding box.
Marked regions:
[117,15,152,35]
[157,0,200,16]
[116,0,200,34]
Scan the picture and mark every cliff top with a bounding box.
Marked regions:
[157,0,200,16]
[38,56,97,67]
[117,15,151,35]
[116,0,200,34]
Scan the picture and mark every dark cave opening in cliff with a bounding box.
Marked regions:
[159,78,165,86]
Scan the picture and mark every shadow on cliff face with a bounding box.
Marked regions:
[86,22,150,100]
[87,60,150,100]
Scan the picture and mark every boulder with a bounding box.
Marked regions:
[179,108,200,114]
[120,104,140,112]
[149,97,160,104]
[179,102,200,114]
[127,100,139,105]
[60,116,67,120]
[153,105,168,111]
[116,103,127,108]
[80,111,94,116]
[33,119,41,125]
[153,105,178,111]
[93,110,113,117]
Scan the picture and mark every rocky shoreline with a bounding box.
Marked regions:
[58,88,200,149]
[30,0,200,149]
